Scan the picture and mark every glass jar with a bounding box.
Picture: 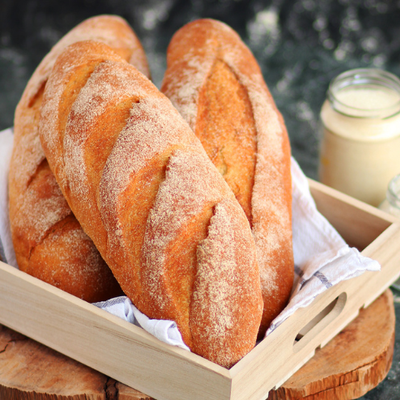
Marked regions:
[379,174,400,217]
[319,68,400,207]
[379,174,400,290]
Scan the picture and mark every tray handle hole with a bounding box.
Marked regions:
[293,292,347,351]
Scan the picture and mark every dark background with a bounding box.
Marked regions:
[1,0,400,398]
[2,0,400,179]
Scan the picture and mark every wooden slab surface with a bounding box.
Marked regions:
[0,290,395,400]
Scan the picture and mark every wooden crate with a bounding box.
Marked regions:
[0,179,399,400]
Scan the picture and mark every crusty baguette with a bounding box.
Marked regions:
[39,40,263,367]
[161,19,294,337]
[9,15,150,302]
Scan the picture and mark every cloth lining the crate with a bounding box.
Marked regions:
[0,128,17,268]
[0,127,380,348]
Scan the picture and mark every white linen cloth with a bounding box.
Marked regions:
[0,127,380,349]
[0,128,17,268]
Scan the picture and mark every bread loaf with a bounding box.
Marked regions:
[161,19,294,337]
[9,15,150,302]
[39,40,263,367]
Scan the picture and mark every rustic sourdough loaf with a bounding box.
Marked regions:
[9,15,150,302]
[39,40,263,367]
[161,19,294,337]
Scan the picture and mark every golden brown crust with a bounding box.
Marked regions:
[39,40,263,367]
[9,15,151,302]
[196,60,257,222]
[161,18,294,337]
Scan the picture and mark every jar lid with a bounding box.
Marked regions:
[328,68,400,119]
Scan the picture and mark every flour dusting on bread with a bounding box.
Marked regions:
[9,15,149,303]
[192,197,262,366]
[162,18,293,337]
[39,39,263,367]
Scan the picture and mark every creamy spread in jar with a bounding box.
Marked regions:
[319,68,400,206]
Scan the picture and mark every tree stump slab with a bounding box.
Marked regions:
[0,290,395,399]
